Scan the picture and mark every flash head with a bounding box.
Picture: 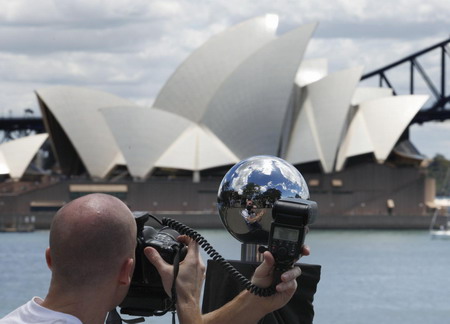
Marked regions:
[272,198,317,226]
[268,198,317,275]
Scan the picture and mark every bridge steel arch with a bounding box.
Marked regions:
[361,37,450,124]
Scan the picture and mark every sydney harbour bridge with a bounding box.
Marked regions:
[1,37,449,142]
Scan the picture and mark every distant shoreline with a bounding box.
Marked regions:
[6,212,435,231]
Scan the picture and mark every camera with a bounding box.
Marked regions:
[267,198,317,276]
[120,211,187,316]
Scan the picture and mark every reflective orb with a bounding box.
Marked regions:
[217,155,309,244]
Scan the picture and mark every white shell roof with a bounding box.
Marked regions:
[286,66,364,172]
[153,15,278,123]
[202,22,317,159]
[0,133,48,179]
[286,97,321,164]
[155,124,239,171]
[100,106,238,178]
[336,94,429,171]
[0,152,8,175]
[100,106,191,179]
[295,58,328,87]
[36,86,133,179]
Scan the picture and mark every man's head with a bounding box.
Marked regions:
[47,193,136,292]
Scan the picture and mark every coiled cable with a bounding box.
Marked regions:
[160,217,277,297]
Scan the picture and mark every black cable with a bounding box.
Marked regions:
[161,217,276,297]
[148,214,164,226]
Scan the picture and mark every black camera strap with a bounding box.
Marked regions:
[153,245,181,323]
[170,246,182,324]
[171,246,181,306]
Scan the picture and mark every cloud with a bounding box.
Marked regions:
[0,0,156,27]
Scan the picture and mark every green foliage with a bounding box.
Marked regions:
[427,154,450,196]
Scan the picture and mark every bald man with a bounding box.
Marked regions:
[1,193,304,324]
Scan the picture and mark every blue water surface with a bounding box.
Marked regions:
[1,229,449,324]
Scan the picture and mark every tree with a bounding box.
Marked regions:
[427,154,450,196]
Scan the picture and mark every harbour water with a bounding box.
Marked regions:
[1,229,449,324]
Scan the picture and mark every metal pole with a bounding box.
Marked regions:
[241,243,264,262]
[442,46,446,98]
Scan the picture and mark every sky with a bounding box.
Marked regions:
[0,0,449,159]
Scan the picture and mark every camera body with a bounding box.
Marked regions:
[120,211,187,316]
[267,198,317,273]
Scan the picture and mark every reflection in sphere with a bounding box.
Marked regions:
[217,155,309,244]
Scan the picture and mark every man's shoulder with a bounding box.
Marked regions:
[0,300,31,323]
[0,298,81,324]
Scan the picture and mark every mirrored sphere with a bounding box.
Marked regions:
[217,155,310,244]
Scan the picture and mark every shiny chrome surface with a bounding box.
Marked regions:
[217,155,309,244]
[241,243,265,262]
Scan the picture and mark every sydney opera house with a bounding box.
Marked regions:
[0,15,436,229]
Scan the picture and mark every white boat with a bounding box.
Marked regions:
[430,228,450,239]
[429,207,450,239]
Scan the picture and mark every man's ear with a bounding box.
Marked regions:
[45,247,52,270]
[119,258,134,286]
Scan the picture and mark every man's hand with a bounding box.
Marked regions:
[249,248,308,314]
[144,235,205,324]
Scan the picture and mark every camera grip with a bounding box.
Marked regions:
[272,263,293,287]
[272,268,284,287]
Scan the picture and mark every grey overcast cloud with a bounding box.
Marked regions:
[1,0,449,159]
